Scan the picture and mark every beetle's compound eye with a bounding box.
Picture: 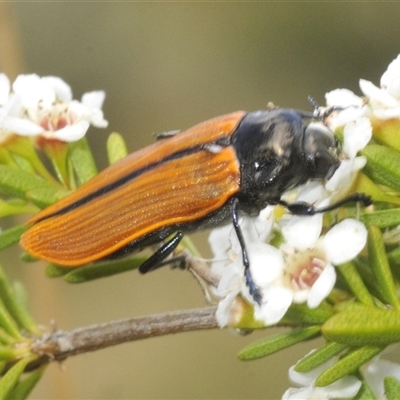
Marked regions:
[303,122,340,180]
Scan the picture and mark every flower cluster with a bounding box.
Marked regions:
[209,114,370,327]
[210,54,400,399]
[207,55,400,330]
[0,73,107,145]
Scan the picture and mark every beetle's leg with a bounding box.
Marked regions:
[155,130,181,140]
[231,198,262,305]
[279,193,372,216]
[139,231,184,274]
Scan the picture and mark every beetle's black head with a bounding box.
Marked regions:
[302,122,340,181]
[232,109,341,213]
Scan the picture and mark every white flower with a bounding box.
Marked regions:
[322,112,371,202]
[9,74,108,142]
[359,54,400,119]
[0,74,42,143]
[208,208,275,327]
[254,217,367,324]
[325,89,366,131]
[209,206,367,327]
[283,353,361,400]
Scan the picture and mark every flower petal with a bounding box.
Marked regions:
[325,157,366,194]
[42,76,72,102]
[0,74,10,106]
[53,120,90,142]
[323,219,367,265]
[307,264,336,308]
[208,224,232,257]
[360,79,399,108]
[343,117,372,159]
[255,286,293,325]
[3,116,43,136]
[249,243,284,286]
[281,214,323,250]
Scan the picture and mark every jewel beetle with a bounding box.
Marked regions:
[20,108,371,304]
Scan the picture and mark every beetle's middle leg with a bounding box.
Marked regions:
[139,231,184,274]
[231,198,263,306]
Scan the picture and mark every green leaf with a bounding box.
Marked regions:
[337,262,374,306]
[322,306,400,346]
[107,132,128,164]
[368,225,400,309]
[0,268,38,335]
[282,302,334,325]
[361,145,400,192]
[294,342,347,373]
[25,187,69,209]
[0,346,22,362]
[69,138,97,185]
[0,268,41,335]
[0,165,61,205]
[0,356,34,400]
[6,366,44,400]
[0,226,26,251]
[385,376,400,400]
[0,297,22,340]
[5,136,58,185]
[0,199,37,219]
[373,118,400,153]
[362,209,400,229]
[354,381,377,400]
[238,326,320,360]
[315,346,383,387]
[45,264,70,278]
[62,256,148,283]
[353,173,400,205]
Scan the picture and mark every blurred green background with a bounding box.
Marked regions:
[1,2,400,399]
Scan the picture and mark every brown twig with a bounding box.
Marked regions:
[25,306,218,371]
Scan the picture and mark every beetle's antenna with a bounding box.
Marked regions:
[307,96,320,113]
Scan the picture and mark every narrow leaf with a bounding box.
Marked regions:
[25,187,68,209]
[385,376,400,400]
[63,256,148,283]
[353,173,400,205]
[323,306,400,346]
[0,268,38,335]
[107,132,128,164]
[282,302,334,325]
[337,262,374,306]
[373,118,400,153]
[0,226,26,251]
[6,367,44,400]
[368,225,400,309]
[362,209,400,229]
[69,138,97,185]
[361,145,400,192]
[315,346,383,387]
[0,165,61,204]
[354,381,377,400]
[0,356,34,400]
[294,342,347,373]
[238,326,320,360]
[0,297,21,340]
[45,264,70,278]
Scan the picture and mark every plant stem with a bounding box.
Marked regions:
[25,306,218,371]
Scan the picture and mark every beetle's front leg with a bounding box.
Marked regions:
[279,193,372,216]
[231,198,263,305]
